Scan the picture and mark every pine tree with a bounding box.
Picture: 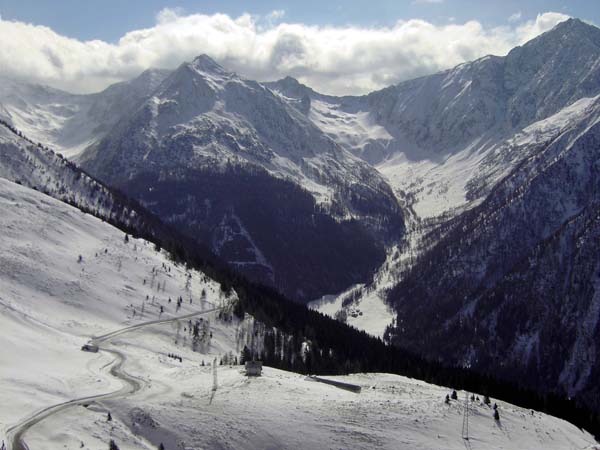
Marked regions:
[240,345,252,364]
[158,443,165,450]
[109,440,120,450]
[494,409,500,421]
[451,390,458,400]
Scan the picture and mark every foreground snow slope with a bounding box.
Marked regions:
[0,177,234,441]
[24,361,599,450]
[0,178,596,449]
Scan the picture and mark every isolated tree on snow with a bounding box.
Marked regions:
[484,395,491,405]
[445,394,450,404]
[451,390,458,400]
[493,402,498,410]
[107,411,112,421]
[109,440,120,450]
[124,234,129,243]
[159,444,165,450]
[240,345,252,364]
[494,409,500,421]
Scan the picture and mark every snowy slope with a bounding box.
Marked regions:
[299,19,600,339]
[379,92,600,218]
[0,177,237,439]
[16,348,600,450]
[0,70,169,158]
[310,92,600,335]
[385,79,600,414]
[318,91,600,344]
[75,55,403,301]
[0,179,596,450]
[270,18,600,220]
[78,55,399,221]
[0,120,125,218]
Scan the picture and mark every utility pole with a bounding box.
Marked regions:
[462,391,470,440]
[212,357,218,391]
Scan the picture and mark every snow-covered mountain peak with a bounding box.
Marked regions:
[272,76,312,95]
[170,54,237,93]
[267,76,325,101]
[76,55,404,301]
[190,54,229,75]
[538,17,600,44]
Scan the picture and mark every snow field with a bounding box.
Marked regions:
[0,177,233,442]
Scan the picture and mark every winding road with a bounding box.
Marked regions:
[6,306,220,450]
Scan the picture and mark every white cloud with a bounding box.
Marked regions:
[515,12,570,43]
[156,6,186,24]
[0,10,570,96]
[266,9,286,22]
[508,11,522,22]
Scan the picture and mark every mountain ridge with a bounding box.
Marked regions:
[75,53,404,301]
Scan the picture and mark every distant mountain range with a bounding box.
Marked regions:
[1,16,599,416]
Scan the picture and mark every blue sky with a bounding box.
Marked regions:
[0,0,596,42]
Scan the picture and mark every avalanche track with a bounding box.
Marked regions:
[6,307,221,450]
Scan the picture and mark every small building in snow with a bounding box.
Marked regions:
[245,360,262,376]
[81,343,99,353]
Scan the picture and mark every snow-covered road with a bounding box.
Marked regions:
[7,307,221,450]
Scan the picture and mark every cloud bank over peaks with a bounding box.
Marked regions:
[0,9,569,95]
